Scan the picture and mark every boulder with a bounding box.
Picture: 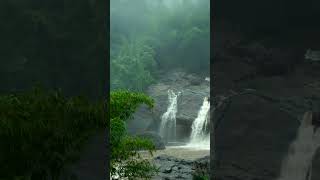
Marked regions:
[193,155,210,178]
[127,70,210,142]
[126,104,155,135]
[152,154,210,179]
[153,155,195,179]
[213,93,299,180]
[213,49,320,179]
[136,131,165,150]
[186,74,202,86]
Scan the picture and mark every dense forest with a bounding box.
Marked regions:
[110,0,210,179]
[0,0,210,179]
[0,0,107,100]
[0,0,108,179]
[110,0,210,91]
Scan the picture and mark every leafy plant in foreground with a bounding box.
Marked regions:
[110,90,158,179]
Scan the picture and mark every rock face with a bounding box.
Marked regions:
[136,131,165,150]
[212,31,320,180]
[127,70,210,143]
[127,104,155,135]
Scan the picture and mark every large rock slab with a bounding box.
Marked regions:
[127,70,210,142]
[212,47,320,179]
[213,94,298,180]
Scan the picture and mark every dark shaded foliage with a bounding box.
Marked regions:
[0,0,107,100]
[0,87,105,179]
[214,0,320,49]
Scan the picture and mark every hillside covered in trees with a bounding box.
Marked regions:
[110,0,210,92]
[110,0,210,179]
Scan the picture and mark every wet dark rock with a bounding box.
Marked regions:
[312,111,320,127]
[153,154,210,179]
[164,167,172,173]
[193,155,210,178]
[212,31,320,179]
[127,70,209,143]
[136,131,165,150]
[127,104,155,135]
[187,74,202,86]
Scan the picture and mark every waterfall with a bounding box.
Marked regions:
[159,89,181,143]
[188,97,210,148]
[277,111,320,180]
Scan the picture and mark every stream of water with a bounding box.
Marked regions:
[187,96,210,149]
[278,112,320,180]
[159,89,181,142]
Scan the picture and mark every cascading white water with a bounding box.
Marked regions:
[188,97,210,149]
[159,89,180,142]
[277,112,320,180]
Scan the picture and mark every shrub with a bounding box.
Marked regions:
[110,90,158,179]
[193,175,209,180]
[0,87,105,179]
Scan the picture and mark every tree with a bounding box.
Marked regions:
[110,90,158,179]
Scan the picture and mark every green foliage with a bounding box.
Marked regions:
[111,0,210,90]
[0,87,105,180]
[110,90,154,120]
[193,175,210,180]
[110,90,158,179]
[111,38,156,92]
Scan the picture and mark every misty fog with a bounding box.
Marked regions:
[110,1,210,179]
[110,0,210,91]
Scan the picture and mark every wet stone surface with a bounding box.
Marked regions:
[151,154,209,180]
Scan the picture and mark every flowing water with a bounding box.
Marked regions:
[159,89,181,143]
[278,112,320,180]
[186,97,210,150]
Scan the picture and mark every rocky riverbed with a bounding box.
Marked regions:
[125,70,210,179]
[139,146,210,179]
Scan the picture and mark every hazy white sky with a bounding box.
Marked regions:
[146,0,201,9]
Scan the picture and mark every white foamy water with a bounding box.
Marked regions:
[159,89,181,142]
[278,112,320,180]
[187,97,210,149]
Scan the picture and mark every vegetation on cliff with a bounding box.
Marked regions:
[110,90,158,179]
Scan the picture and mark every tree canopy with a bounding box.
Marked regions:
[111,0,210,91]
